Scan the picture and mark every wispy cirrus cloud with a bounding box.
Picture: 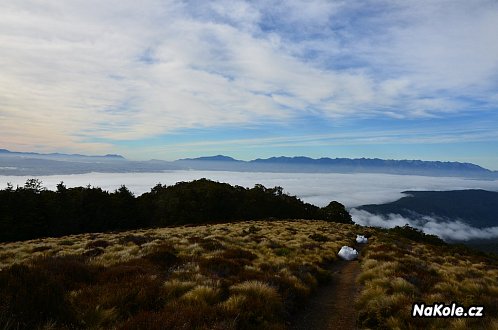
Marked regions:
[1,0,498,156]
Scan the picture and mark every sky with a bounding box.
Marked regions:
[1,0,498,169]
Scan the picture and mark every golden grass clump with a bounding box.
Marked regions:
[181,285,222,305]
[356,230,498,329]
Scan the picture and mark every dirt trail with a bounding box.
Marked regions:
[289,247,363,330]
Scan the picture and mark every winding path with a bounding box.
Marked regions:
[290,247,362,330]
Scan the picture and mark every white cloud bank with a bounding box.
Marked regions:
[2,170,497,241]
[351,209,498,242]
[1,170,498,208]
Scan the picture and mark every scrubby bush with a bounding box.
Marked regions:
[228,281,284,329]
[321,201,353,223]
[388,225,445,246]
[118,235,153,246]
[0,264,76,329]
[145,244,180,270]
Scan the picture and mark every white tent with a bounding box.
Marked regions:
[338,246,358,260]
[356,235,368,243]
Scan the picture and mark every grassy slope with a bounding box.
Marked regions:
[358,230,498,329]
[0,220,497,329]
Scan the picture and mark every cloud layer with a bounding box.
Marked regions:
[2,170,498,208]
[351,209,498,241]
[2,170,498,240]
[1,1,498,155]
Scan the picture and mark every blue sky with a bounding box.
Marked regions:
[1,0,498,169]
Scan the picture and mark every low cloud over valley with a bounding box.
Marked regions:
[1,170,497,241]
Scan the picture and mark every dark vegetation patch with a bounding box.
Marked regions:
[197,248,258,279]
[241,225,261,236]
[0,263,79,329]
[199,257,247,278]
[144,243,180,270]
[387,225,445,246]
[396,259,440,292]
[85,239,111,249]
[83,247,105,257]
[221,248,257,261]
[118,235,154,246]
[30,245,52,253]
[188,236,224,251]
[0,178,351,242]
[309,233,329,242]
[30,255,100,290]
[73,276,167,324]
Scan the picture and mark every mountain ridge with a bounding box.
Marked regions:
[1,149,497,178]
[176,155,496,177]
[178,155,240,162]
[0,149,125,160]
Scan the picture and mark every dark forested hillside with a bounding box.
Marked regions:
[358,189,498,228]
[0,178,351,242]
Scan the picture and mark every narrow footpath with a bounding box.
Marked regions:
[290,246,363,330]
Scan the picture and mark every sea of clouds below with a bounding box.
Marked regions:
[1,171,498,241]
[350,209,498,242]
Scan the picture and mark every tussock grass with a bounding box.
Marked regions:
[181,285,222,305]
[357,229,498,329]
[2,219,495,329]
[0,219,354,329]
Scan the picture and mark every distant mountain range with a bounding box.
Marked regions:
[0,149,124,161]
[175,155,497,178]
[1,149,497,178]
[0,149,178,175]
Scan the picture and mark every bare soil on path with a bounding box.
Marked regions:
[289,247,363,330]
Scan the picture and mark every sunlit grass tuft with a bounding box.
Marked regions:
[356,229,498,329]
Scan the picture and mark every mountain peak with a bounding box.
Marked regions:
[103,154,125,159]
[179,155,240,162]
